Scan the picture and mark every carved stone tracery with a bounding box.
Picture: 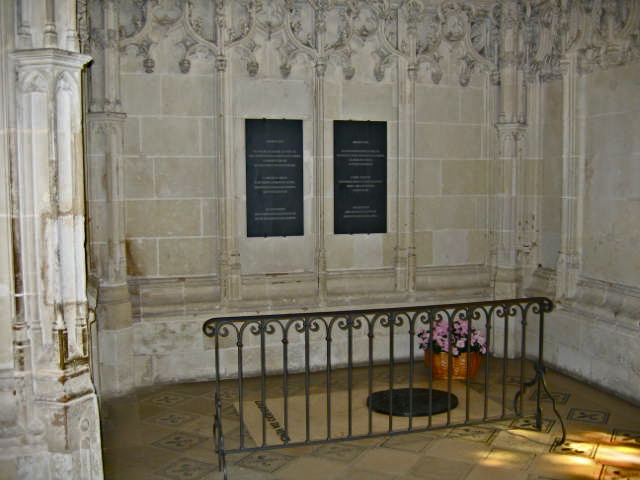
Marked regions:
[526,0,640,80]
[112,1,503,84]
[111,0,640,84]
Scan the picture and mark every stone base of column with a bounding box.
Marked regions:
[1,369,104,479]
[18,391,103,480]
[95,283,134,398]
[492,265,519,299]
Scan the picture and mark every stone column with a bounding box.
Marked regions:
[392,4,422,297]
[555,54,585,300]
[395,58,417,296]
[492,0,528,300]
[85,0,134,397]
[216,51,242,305]
[213,0,240,305]
[491,0,529,357]
[493,123,526,297]
[11,46,103,478]
[0,2,21,472]
[314,59,328,302]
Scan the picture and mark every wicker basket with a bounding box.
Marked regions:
[424,352,482,380]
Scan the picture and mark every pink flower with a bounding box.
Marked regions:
[417,316,487,357]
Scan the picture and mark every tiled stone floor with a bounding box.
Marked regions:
[101,363,640,480]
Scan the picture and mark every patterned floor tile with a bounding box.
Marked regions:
[381,433,433,452]
[236,451,293,473]
[528,390,571,405]
[155,457,216,480]
[446,426,498,443]
[600,466,640,480]
[510,416,556,434]
[101,362,640,480]
[313,442,366,461]
[485,448,537,470]
[612,429,640,445]
[409,454,473,480]
[180,416,214,437]
[145,412,198,428]
[552,439,597,457]
[152,432,209,452]
[171,382,214,396]
[145,392,193,407]
[568,408,610,424]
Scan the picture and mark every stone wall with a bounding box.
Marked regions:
[107,0,499,388]
[539,79,563,270]
[1,1,639,478]
[582,64,640,286]
[528,63,640,404]
[85,0,640,399]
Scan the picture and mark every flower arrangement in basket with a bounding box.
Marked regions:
[416,317,487,379]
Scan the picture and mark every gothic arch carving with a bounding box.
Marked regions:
[110,0,640,83]
[112,0,508,85]
[526,0,640,80]
[19,70,49,94]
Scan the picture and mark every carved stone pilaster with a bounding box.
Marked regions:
[497,0,527,124]
[216,53,242,305]
[491,0,530,300]
[493,122,528,289]
[88,0,122,112]
[491,122,530,356]
[314,60,327,302]
[11,48,103,479]
[555,54,585,300]
[395,55,416,296]
[85,0,135,398]
[43,0,58,48]
[86,112,134,397]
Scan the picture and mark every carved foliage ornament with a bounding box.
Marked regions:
[525,0,640,79]
[113,0,498,83]
[112,0,640,82]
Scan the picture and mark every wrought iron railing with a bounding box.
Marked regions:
[203,297,565,479]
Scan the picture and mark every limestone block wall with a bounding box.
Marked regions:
[95,0,640,399]
[120,42,492,308]
[413,59,489,269]
[529,63,640,404]
[231,51,316,291]
[108,0,498,387]
[120,59,219,278]
[582,64,640,286]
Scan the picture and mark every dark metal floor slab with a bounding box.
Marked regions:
[366,388,459,417]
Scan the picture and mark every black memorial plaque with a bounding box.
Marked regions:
[334,121,387,234]
[246,119,303,237]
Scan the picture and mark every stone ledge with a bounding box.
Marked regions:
[565,275,640,331]
[525,267,557,298]
[127,265,494,321]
